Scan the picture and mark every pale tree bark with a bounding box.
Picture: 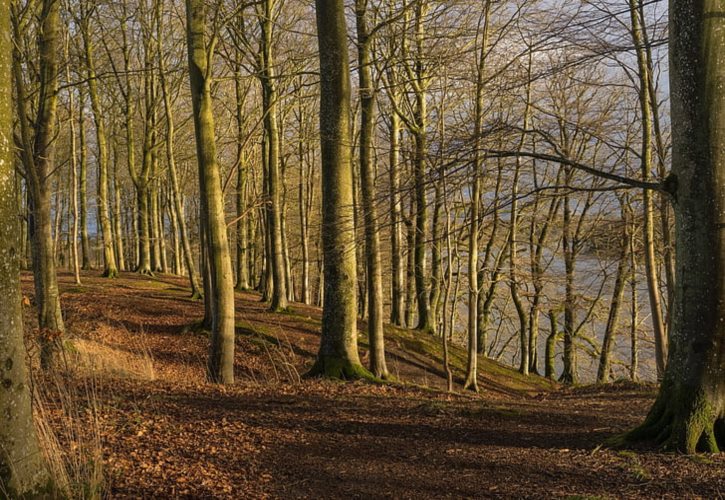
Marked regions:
[462,2,491,392]
[355,0,388,379]
[157,0,203,297]
[112,141,126,271]
[597,198,631,383]
[78,91,91,270]
[79,1,118,278]
[65,38,81,285]
[185,0,236,384]
[0,3,49,489]
[388,109,405,326]
[629,0,667,379]
[509,53,533,376]
[308,0,371,380]
[234,58,250,292]
[257,0,288,311]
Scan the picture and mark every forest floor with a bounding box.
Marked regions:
[21,271,725,499]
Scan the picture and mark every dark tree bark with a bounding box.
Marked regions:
[623,0,725,453]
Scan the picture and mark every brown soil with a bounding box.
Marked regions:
[21,271,725,499]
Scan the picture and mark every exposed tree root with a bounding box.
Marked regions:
[609,387,725,454]
[305,355,380,383]
[102,268,119,279]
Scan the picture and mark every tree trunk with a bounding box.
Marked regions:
[80,9,118,278]
[157,5,203,297]
[185,0,236,384]
[13,0,66,369]
[0,4,49,485]
[355,0,388,379]
[629,0,667,379]
[258,0,288,311]
[597,200,631,383]
[388,110,405,326]
[624,0,725,453]
[308,0,370,380]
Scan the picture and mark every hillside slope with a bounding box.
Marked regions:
[19,271,724,499]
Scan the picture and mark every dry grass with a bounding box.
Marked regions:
[32,372,104,499]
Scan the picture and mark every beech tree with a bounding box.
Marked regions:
[12,0,66,368]
[623,0,725,453]
[185,0,236,384]
[0,0,49,491]
[308,0,370,379]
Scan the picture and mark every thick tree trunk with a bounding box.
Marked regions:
[624,0,725,453]
[0,4,49,486]
[185,0,236,384]
[308,0,371,380]
[13,0,66,369]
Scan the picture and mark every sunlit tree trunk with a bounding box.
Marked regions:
[0,3,49,486]
[308,0,370,380]
[79,2,118,278]
[13,0,66,369]
[185,0,236,384]
[629,0,667,379]
[355,0,388,379]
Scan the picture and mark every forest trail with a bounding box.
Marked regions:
[22,272,725,498]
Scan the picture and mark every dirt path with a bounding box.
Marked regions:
[22,272,725,498]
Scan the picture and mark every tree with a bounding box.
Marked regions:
[308,0,370,380]
[12,0,66,368]
[78,0,119,278]
[0,0,49,491]
[185,0,236,384]
[623,0,725,453]
[355,0,388,379]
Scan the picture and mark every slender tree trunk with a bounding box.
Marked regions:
[258,0,288,311]
[80,8,118,278]
[113,144,126,272]
[234,62,250,291]
[629,0,667,379]
[388,110,404,326]
[157,7,203,297]
[66,51,81,285]
[597,200,631,383]
[78,90,91,270]
[355,0,387,379]
[185,0,236,384]
[463,2,491,391]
